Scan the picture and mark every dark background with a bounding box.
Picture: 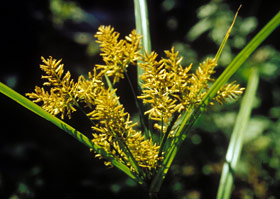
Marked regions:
[1,0,280,198]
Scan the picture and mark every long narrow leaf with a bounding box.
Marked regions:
[216,67,259,199]
[134,0,153,140]
[0,82,143,184]
[109,126,142,176]
[134,0,151,86]
[149,10,280,193]
[133,0,151,53]
[203,11,280,105]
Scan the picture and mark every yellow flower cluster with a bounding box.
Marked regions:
[74,69,104,109]
[138,47,244,133]
[94,25,142,84]
[26,26,162,170]
[88,88,161,170]
[26,57,77,119]
[138,48,192,125]
[214,81,245,105]
[26,25,244,172]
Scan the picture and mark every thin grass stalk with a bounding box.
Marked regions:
[104,74,121,105]
[133,0,151,88]
[0,82,145,184]
[216,67,259,199]
[108,126,142,176]
[149,105,197,193]
[133,0,151,54]
[122,68,151,139]
[158,112,180,158]
[203,11,280,106]
[214,5,241,62]
[133,0,153,143]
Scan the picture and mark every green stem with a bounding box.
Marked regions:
[104,74,121,106]
[216,67,259,199]
[214,5,241,62]
[158,112,180,158]
[149,106,197,193]
[123,68,151,139]
[109,126,143,177]
[134,0,151,89]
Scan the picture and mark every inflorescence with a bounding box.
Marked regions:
[26,25,244,172]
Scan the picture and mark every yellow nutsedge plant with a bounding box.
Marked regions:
[25,8,245,195]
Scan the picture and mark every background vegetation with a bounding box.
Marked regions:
[1,0,280,198]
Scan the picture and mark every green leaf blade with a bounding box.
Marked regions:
[216,67,259,199]
[134,0,151,89]
[0,82,143,184]
[149,10,280,194]
[203,11,280,105]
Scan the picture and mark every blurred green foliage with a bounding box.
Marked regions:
[50,0,88,25]
[50,0,100,56]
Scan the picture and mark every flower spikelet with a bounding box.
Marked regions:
[39,56,75,88]
[94,25,142,84]
[161,47,192,112]
[138,47,244,134]
[88,88,161,169]
[27,86,75,118]
[138,47,193,131]
[214,81,245,105]
[138,51,176,124]
[26,56,77,119]
[75,68,104,109]
[187,58,217,104]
